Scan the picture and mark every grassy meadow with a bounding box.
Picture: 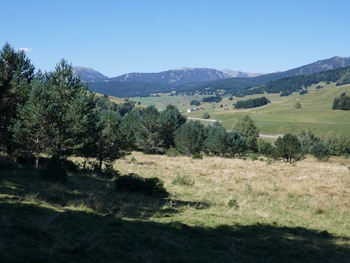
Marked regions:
[1,153,350,262]
[131,83,350,139]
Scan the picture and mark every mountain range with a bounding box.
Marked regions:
[74,56,350,97]
[73,66,109,83]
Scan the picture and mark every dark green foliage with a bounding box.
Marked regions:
[203,112,210,119]
[115,173,168,197]
[166,147,180,157]
[280,91,292,97]
[95,111,126,170]
[275,134,302,162]
[324,131,350,156]
[121,109,141,150]
[204,122,227,156]
[190,100,201,106]
[228,198,239,208]
[159,105,186,149]
[225,131,247,156]
[299,90,308,95]
[11,77,51,167]
[228,96,233,100]
[233,115,259,152]
[332,93,350,110]
[94,95,118,112]
[202,95,222,103]
[0,43,35,154]
[135,106,164,154]
[316,85,323,89]
[298,129,315,152]
[258,139,276,157]
[309,141,330,161]
[44,59,96,156]
[95,95,135,116]
[297,129,320,154]
[234,96,270,109]
[192,153,203,159]
[174,121,205,156]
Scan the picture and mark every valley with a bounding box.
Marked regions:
[128,82,350,138]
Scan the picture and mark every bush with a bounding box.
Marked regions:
[166,147,180,157]
[258,140,276,157]
[309,141,330,161]
[172,175,195,187]
[203,112,210,119]
[192,153,203,159]
[249,153,258,161]
[115,173,168,197]
[228,198,239,208]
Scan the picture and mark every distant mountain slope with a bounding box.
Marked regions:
[110,68,232,86]
[185,56,350,95]
[268,56,350,79]
[236,65,350,97]
[221,69,264,78]
[73,66,109,82]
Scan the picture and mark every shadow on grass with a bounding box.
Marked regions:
[1,158,349,262]
[0,162,209,219]
[0,201,349,263]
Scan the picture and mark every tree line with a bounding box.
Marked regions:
[234,96,270,109]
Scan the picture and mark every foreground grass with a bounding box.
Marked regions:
[1,153,350,262]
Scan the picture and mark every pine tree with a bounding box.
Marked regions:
[175,120,205,156]
[121,109,141,151]
[95,111,125,171]
[0,43,35,153]
[232,115,259,152]
[204,122,227,156]
[135,106,163,154]
[45,59,95,156]
[159,104,186,149]
[11,76,51,167]
[275,134,302,162]
[226,131,247,156]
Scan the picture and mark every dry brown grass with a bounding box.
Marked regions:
[115,152,350,237]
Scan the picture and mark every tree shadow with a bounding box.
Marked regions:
[0,201,349,262]
[1,160,349,262]
[0,163,209,219]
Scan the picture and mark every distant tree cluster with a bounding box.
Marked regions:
[332,93,350,110]
[299,90,308,95]
[202,95,222,103]
[234,96,270,109]
[190,100,201,106]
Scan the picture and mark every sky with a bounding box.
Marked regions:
[2,0,350,77]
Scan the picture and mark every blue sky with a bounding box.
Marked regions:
[2,0,350,77]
